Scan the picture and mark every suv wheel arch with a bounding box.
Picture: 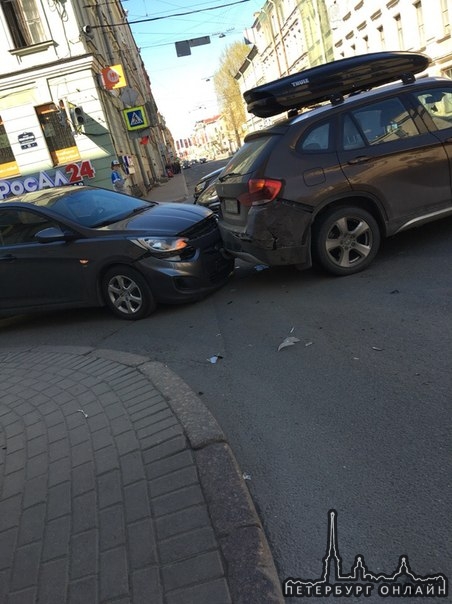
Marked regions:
[312,196,387,236]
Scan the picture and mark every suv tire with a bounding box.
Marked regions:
[313,206,381,276]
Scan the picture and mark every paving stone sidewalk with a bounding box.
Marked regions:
[145,173,190,204]
[0,346,283,604]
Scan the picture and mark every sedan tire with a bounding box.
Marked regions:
[102,266,157,320]
[313,206,381,276]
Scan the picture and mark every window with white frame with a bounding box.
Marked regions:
[414,1,425,48]
[377,25,385,49]
[395,14,404,49]
[441,0,450,36]
[1,0,47,48]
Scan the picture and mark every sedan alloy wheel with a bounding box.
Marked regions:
[102,266,156,320]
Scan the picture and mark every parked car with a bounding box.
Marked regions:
[193,167,223,201]
[0,186,234,320]
[182,160,191,169]
[195,179,221,213]
[217,52,452,276]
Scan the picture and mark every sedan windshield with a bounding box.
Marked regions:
[19,187,154,228]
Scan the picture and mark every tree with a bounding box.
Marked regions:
[213,41,249,149]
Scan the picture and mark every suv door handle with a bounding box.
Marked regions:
[0,254,16,262]
[348,156,372,165]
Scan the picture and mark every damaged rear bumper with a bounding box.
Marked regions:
[218,202,312,268]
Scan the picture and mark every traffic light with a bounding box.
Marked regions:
[73,106,85,126]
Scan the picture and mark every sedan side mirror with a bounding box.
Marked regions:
[35,227,75,243]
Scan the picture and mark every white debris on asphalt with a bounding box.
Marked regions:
[208,355,223,364]
[77,409,88,418]
[278,336,300,351]
[242,473,252,480]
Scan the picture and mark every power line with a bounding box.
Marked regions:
[88,0,252,28]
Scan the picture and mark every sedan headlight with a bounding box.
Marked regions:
[131,237,191,259]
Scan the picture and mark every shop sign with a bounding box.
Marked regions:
[101,64,126,90]
[18,131,37,149]
[0,160,20,180]
[0,160,96,200]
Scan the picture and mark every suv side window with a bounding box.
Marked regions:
[0,210,56,246]
[351,98,420,146]
[342,115,366,150]
[297,122,330,152]
[413,88,452,131]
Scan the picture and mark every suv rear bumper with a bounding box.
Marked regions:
[218,223,311,267]
[219,201,313,267]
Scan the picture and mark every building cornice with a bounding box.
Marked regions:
[0,54,100,86]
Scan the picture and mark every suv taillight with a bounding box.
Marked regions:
[238,178,283,206]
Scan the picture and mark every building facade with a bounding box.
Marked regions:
[0,0,173,199]
[325,0,452,78]
[191,115,233,161]
[236,0,334,133]
[232,0,452,135]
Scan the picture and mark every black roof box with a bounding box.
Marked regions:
[244,51,431,118]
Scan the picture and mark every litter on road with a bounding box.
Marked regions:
[278,336,300,351]
[208,355,224,364]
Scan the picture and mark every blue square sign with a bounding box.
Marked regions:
[123,106,149,131]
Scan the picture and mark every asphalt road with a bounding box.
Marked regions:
[1,175,451,602]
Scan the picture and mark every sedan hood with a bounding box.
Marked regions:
[104,202,212,236]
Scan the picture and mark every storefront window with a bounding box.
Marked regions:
[0,117,20,179]
[36,103,81,166]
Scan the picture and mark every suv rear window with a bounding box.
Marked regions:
[221,135,276,176]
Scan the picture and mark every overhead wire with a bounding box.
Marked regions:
[87,0,252,27]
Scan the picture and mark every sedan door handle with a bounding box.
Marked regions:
[0,254,16,262]
[348,155,372,165]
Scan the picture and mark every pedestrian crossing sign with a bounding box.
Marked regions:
[123,106,149,131]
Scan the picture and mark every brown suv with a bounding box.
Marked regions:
[217,53,452,275]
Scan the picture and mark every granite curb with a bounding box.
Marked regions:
[0,345,283,603]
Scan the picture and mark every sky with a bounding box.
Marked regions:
[123,0,264,139]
